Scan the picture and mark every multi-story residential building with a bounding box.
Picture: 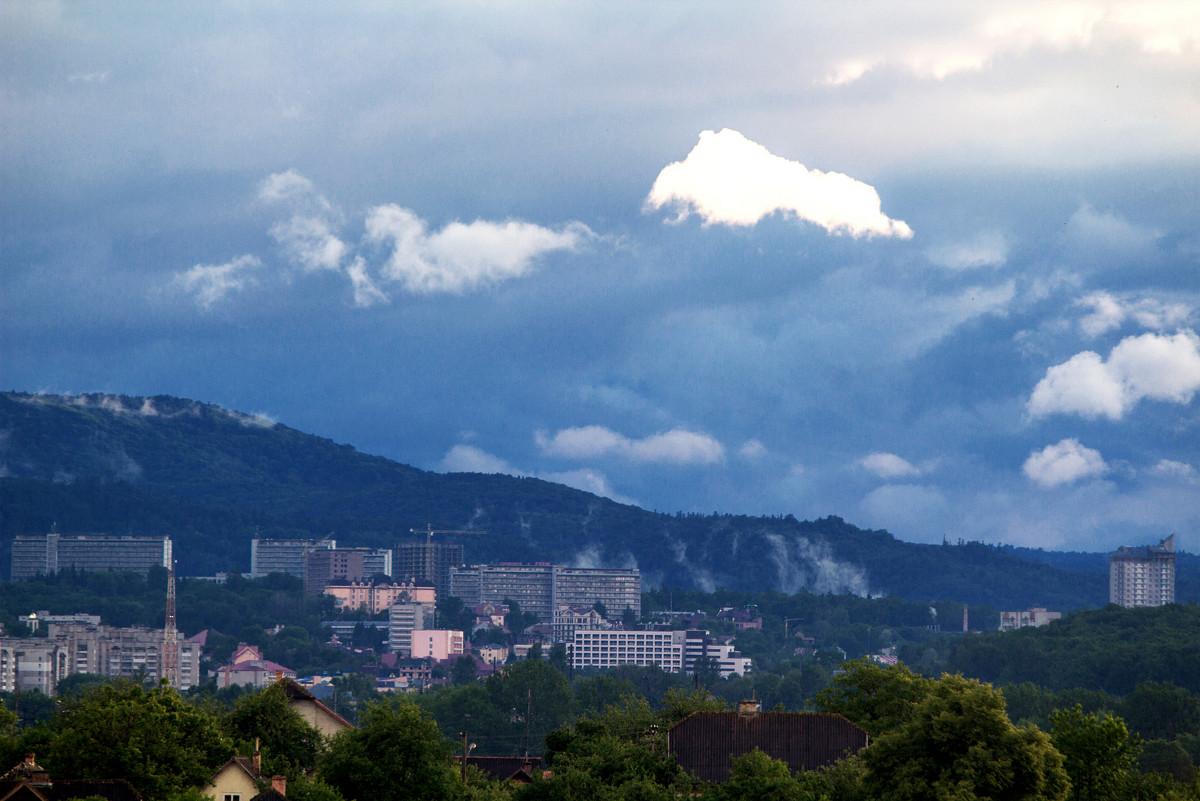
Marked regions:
[10,533,172,580]
[998,607,1062,631]
[388,602,434,656]
[0,621,201,693]
[395,541,464,599]
[552,605,609,644]
[1110,535,1176,608]
[569,629,750,677]
[250,537,335,578]
[410,630,465,661]
[305,547,394,594]
[450,563,641,624]
[325,578,435,614]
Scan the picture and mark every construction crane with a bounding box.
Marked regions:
[409,524,484,545]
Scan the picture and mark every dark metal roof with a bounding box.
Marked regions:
[666,711,868,783]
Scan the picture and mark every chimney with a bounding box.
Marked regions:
[275,669,283,682]
[24,753,35,765]
[737,699,761,716]
[271,776,286,796]
[253,738,261,774]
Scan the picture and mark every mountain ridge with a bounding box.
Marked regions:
[0,391,1154,608]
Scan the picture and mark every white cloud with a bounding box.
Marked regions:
[1077,291,1192,338]
[1023,438,1108,487]
[860,452,921,479]
[438,444,522,475]
[1029,331,1200,419]
[644,129,912,238]
[346,257,389,308]
[926,232,1007,270]
[536,425,725,465]
[1150,459,1196,480]
[365,204,590,294]
[258,169,319,205]
[269,216,347,272]
[1065,205,1160,257]
[175,255,262,308]
[543,469,638,506]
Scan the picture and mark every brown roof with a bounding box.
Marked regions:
[666,711,868,783]
[0,779,141,801]
[277,677,355,729]
[454,756,543,783]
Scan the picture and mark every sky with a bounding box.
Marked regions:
[3,1,1199,554]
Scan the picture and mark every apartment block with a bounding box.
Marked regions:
[570,628,750,677]
[0,621,201,694]
[395,541,464,599]
[449,563,641,626]
[1110,535,1176,608]
[10,533,172,580]
[388,602,434,656]
[250,537,335,578]
[410,629,465,661]
[325,578,435,614]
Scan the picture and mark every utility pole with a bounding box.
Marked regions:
[461,731,469,784]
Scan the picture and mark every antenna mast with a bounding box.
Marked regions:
[163,560,179,689]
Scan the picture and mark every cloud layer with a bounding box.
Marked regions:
[645,129,912,238]
[1023,438,1108,487]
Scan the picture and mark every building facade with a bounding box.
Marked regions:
[395,542,464,599]
[569,628,749,677]
[450,563,641,625]
[0,621,201,694]
[250,537,335,578]
[410,629,465,661]
[324,578,435,614]
[388,602,434,656]
[10,533,172,580]
[1110,535,1176,608]
[998,607,1062,631]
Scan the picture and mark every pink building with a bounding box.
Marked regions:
[218,644,296,688]
[410,630,465,661]
[325,579,436,614]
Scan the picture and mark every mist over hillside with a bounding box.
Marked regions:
[0,391,1157,609]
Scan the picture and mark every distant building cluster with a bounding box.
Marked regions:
[1109,535,1176,608]
[998,607,1062,631]
[10,532,172,580]
[0,611,201,694]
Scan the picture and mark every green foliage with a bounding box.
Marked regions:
[320,697,460,801]
[1050,705,1141,801]
[1138,740,1195,784]
[1119,682,1200,742]
[701,748,807,801]
[810,658,932,737]
[223,683,325,779]
[44,681,232,800]
[484,659,574,756]
[862,674,1069,801]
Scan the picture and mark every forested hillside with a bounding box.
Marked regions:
[0,391,1180,610]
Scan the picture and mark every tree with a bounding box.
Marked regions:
[319,697,459,801]
[1050,705,1141,801]
[223,683,325,780]
[703,748,806,801]
[485,658,573,756]
[810,658,932,737]
[452,655,479,685]
[863,674,1069,801]
[45,681,233,801]
[691,656,722,690]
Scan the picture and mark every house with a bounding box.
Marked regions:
[666,701,868,783]
[453,756,543,784]
[0,753,142,801]
[218,645,296,689]
[204,755,262,801]
[277,677,354,737]
[248,776,287,801]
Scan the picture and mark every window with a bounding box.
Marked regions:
[224,794,240,801]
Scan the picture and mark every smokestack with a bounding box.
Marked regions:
[963,604,968,633]
[271,776,286,796]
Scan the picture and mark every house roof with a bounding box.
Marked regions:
[277,677,355,730]
[209,756,261,785]
[666,711,868,783]
[454,756,543,783]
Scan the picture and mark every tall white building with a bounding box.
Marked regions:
[1110,535,1176,608]
[570,629,750,677]
[449,563,641,624]
[11,533,172,580]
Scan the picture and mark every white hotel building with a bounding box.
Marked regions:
[570,629,750,677]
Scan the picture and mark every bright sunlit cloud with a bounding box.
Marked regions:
[644,129,912,238]
[1023,438,1108,487]
[537,425,725,465]
[1028,330,1200,420]
[1077,292,1192,338]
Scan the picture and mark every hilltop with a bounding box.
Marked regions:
[0,391,1137,608]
